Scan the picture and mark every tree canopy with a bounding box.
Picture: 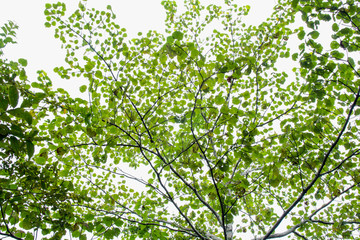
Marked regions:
[1,0,360,239]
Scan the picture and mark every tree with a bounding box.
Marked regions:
[4,0,360,239]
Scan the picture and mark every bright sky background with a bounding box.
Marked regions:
[0,0,277,95]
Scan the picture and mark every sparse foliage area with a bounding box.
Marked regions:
[1,0,360,239]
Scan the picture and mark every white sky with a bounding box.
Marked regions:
[0,0,276,95]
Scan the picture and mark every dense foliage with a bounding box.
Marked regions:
[1,0,360,239]
[0,21,89,240]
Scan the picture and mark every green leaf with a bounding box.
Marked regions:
[331,50,344,59]
[96,224,105,233]
[10,124,24,138]
[26,140,34,159]
[20,218,33,230]
[4,37,14,44]
[216,55,225,62]
[72,230,81,238]
[85,213,95,221]
[232,97,240,105]
[35,156,46,165]
[300,53,317,69]
[78,2,85,10]
[8,109,32,125]
[326,62,336,72]
[166,36,174,44]
[10,136,20,154]
[56,147,67,156]
[19,69,26,80]
[114,219,123,227]
[80,85,87,93]
[338,27,353,36]
[297,30,305,40]
[214,95,225,105]
[160,54,167,65]
[18,58,27,67]
[86,127,97,137]
[292,53,298,61]
[309,31,319,39]
[23,111,32,125]
[0,95,9,112]
[0,124,9,139]
[95,70,103,79]
[85,62,95,72]
[330,41,339,49]
[348,57,355,67]
[8,85,19,108]
[220,104,229,114]
[243,91,250,99]
[319,14,331,21]
[291,0,299,8]
[172,31,183,40]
